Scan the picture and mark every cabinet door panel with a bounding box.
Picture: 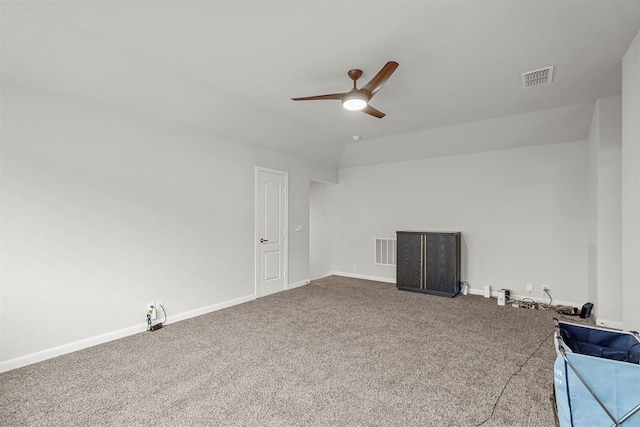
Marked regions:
[396,233,422,289]
[425,234,457,294]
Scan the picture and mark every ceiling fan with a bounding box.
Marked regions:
[291,61,399,118]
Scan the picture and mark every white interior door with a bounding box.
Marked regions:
[256,167,288,297]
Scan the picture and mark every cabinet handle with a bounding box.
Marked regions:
[260,238,269,243]
[421,235,425,289]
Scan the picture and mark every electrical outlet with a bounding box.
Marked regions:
[147,303,156,320]
[353,264,358,271]
[526,283,534,293]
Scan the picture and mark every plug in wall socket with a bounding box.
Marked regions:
[147,303,156,320]
[542,285,550,293]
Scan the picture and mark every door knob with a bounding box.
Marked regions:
[260,238,269,243]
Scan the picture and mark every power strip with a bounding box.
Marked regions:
[509,300,541,310]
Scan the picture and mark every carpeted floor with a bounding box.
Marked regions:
[1,276,584,426]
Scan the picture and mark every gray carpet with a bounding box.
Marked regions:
[1,276,584,426]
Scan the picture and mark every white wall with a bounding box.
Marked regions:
[0,81,337,369]
[311,141,589,305]
[622,30,640,332]
[587,96,623,328]
[339,102,595,168]
[587,103,599,315]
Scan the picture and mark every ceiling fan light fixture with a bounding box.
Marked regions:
[342,92,368,111]
[291,61,398,118]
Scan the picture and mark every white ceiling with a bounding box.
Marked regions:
[2,1,640,168]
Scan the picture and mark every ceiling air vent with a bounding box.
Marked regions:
[521,66,554,88]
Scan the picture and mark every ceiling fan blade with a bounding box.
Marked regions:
[361,104,385,119]
[291,93,345,101]
[361,61,399,98]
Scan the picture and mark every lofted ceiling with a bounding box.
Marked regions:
[2,1,640,168]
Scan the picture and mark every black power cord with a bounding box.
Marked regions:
[476,330,555,426]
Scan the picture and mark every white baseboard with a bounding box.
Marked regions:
[0,323,146,374]
[286,279,311,290]
[314,271,337,280]
[331,271,395,284]
[468,288,583,309]
[326,276,586,309]
[329,273,586,308]
[594,317,624,330]
[0,293,256,373]
[166,294,255,324]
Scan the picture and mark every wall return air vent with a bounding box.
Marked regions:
[375,238,396,266]
[521,66,554,88]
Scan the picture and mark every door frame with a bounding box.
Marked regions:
[254,166,289,297]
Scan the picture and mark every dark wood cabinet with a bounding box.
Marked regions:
[396,231,461,297]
